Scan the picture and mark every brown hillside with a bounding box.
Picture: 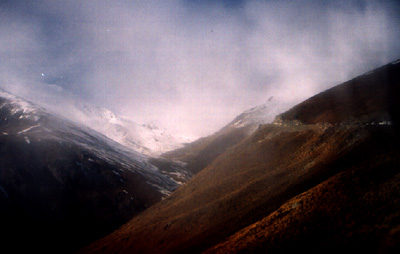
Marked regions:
[162,119,257,174]
[79,60,400,254]
[162,97,282,175]
[280,60,400,124]
[206,129,400,254]
[80,124,400,254]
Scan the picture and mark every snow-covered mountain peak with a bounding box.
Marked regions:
[74,103,192,157]
[230,96,282,128]
[0,90,45,121]
[142,122,160,131]
[0,89,191,157]
[81,104,119,124]
[0,90,191,188]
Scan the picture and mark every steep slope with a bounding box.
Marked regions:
[279,59,400,125]
[206,126,400,254]
[203,59,400,254]
[162,97,286,174]
[0,91,189,253]
[80,59,400,254]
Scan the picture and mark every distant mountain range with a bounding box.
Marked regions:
[75,104,193,156]
[80,59,400,254]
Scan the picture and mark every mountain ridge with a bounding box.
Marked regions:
[279,59,400,125]
[79,59,400,254]
[162,96,288,174]
[76,103,193,156]
[0,90,191,253]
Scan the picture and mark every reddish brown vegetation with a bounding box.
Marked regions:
[207,131,400,254]
[80,123,400,254]
[280,61,400,125]
[79,61,400,253]
[162,121,256,174]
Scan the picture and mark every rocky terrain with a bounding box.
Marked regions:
[0,92,190,253]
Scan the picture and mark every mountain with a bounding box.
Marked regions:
[79,59,400,254]
[279,60,400,125]
[162,96,287,174]
[73,104,192,157]
[0,91,190,253]
[228,96,281,128]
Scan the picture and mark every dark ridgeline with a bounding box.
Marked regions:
[0,94,188,254]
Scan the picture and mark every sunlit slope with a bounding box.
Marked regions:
[206,126,400,253]
[280,59,400,125]
[80,60,400,254]
[162,97,284,174]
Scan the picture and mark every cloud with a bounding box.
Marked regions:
[1,0,399,137]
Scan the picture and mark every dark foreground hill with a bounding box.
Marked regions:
[79,59,400,254]
[0,92,189,253]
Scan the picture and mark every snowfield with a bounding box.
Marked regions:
[0,89,192,157]
[71,103,193,156]
[0,90,192,194]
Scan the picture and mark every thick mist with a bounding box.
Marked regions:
[1,0,399,137]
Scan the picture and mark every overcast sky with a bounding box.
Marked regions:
[1,0,400,137]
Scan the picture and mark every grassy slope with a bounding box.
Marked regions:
[280,61,400,125]
[80,123,394,254]
[79,60,400,254]
[162,123,256,175]
[206,127,400,254]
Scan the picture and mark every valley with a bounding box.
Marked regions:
[78,60,400,253]
[2,1,400,253]
[1,59,399,254]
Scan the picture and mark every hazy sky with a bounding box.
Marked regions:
[1,0,400,137]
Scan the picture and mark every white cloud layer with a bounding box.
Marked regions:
[1,0,399,137]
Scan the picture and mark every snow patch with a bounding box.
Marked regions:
[378,121,393,126]
[24,136,30,144]
[17,124,40,135]
[0,91,39,115]
[391,59,400,65]
[112,170,121,176]
[230,96,290,129]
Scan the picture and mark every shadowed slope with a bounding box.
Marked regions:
[0,92,186,253]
